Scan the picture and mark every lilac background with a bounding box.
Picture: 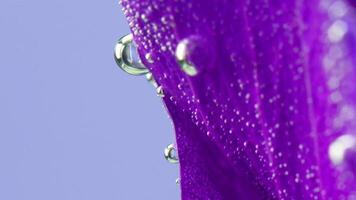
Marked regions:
[0,0,179,199]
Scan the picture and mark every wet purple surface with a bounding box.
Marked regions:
[120,0,356,199]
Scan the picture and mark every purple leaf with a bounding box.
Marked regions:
[120,0,356,199]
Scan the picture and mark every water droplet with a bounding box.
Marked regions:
[175,39,198,76]
[156,86,165,98]
[175,178,180,185]
[161,16,168,24]
[327,20,348,43]
[114,34,149,75]
[328,1,348,17]
[140,14,148,22]
[145,53,154,64]
[328,134,356,165]
[145,72,158,88]
[164,144,179,164]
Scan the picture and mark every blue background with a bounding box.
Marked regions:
[0,0,179,199]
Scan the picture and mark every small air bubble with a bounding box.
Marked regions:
[145,53,154,63]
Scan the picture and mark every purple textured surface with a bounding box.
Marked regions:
[121,0,356,199]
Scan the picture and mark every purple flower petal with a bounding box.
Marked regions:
[120,0,356,199]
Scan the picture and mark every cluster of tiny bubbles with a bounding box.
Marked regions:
[120,0,189,187]
[124,0,179,55]
[323,0,349,83]
[114,33,165,98]
[321,0,356,180]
